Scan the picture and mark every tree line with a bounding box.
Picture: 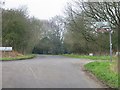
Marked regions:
[2,1,119,55]
[63,1,119,55]
[2,7,65,54]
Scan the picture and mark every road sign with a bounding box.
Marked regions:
[95,22,112,32]
[0,47,12,51]
[95,28,108,33]
[95,22,110,28]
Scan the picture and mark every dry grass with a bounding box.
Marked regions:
[2,51,23,58]
[1,51,36,61]
[110,56,118,73]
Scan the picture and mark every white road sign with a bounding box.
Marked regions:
[95,22,110,29]
[95,22,112,32]
[0,47,12,51]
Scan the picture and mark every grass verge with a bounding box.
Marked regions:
[1,54,36,61]
[63,54,117,60]
[84,61,119,88]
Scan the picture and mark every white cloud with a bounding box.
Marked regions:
[4,0,71,20]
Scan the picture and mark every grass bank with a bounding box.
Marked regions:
[63,54,117,60]
[84,61,119,88]
[1,54,36,61]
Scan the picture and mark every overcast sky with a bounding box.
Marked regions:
[4,0,72,20]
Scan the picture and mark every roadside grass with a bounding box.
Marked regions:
[64,54,119,88]
[63,54,117,60]
[0,54,36,61]
[84,61,119,88]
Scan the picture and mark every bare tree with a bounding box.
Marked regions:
[77,2,120,30]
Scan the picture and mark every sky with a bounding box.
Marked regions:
[4,0,72,20]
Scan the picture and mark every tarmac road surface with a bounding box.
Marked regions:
[2,55,106,88]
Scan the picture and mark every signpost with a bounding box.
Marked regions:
[0,47,12,58]
[95,22,113,62]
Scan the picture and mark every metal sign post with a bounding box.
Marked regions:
[95,22,113,62]
[109,30,113,62]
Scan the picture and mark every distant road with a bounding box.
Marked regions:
[2,55,106,88]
